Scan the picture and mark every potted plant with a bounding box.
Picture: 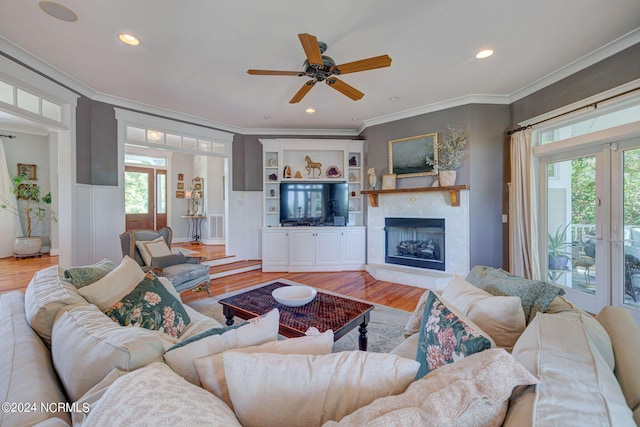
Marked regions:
[548,223,572,270]
[0,174,57,255]
[426,125,468,186]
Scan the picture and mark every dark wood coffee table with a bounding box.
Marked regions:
[218,282,374,350]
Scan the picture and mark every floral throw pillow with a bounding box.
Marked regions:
[415,291,492,379]
[105,272,191,339]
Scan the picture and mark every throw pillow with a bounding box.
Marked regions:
[415,291,494,379]
[135,236,171,266]
[324,348,539,427]
[465,265,565,323]
[223,351,420,427]
[79,363,242,426]
[163,308,279,385]
[63,258,117,288]
[150,253,187,269]
[442,275,526,351]
[78,256,146,311]
[104,272,191,339]
[194,330,334,408]
[403,290,431,338]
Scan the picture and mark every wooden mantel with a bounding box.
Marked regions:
[361,185,469,207]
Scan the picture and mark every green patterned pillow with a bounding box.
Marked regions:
[64,259,117,288]
[105,272,191,339]
[466,266,565,323]
[415,291,492,379]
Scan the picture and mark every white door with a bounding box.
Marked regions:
[262,229,289,271]
[541,145,610,314]
[315,230,341,266]
[289,229,316,266]
[342,228,366,268]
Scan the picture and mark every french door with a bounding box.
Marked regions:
[125,166,167,231]
[540,137,640,320]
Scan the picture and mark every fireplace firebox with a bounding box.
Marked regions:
[385,217,445,271]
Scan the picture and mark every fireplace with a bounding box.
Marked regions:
[385,217,445,271]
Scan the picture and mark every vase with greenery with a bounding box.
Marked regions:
[1,174,57,254]
[426,125,468,186]
[548,223,572,270]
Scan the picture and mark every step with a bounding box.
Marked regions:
[201,255,236,267]
[208,260,262,279]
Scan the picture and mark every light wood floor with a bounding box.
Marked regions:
[0,244,424,312]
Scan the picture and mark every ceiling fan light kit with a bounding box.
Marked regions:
[247,33,392,104]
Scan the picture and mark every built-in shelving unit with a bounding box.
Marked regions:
[361,185,469,207]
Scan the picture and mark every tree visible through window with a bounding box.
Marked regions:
[125,171,149,214]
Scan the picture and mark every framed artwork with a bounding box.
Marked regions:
[176,190,185,198]
[177,182,184,190]
[381,174,397,190]
[388,133,438,178]
[177,173,184,181]
[18,163,37,180]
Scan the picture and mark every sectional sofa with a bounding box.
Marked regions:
[1,260,639,426]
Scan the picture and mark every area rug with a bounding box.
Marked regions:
[187,279,411,353]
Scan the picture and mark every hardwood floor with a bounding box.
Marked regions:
[0,244,424,312]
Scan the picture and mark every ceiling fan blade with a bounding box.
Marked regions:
[330,54,392,75]
[289,80,316,104]
[247,69,302,76]
[325,78,364,101]
[298,33,323,67]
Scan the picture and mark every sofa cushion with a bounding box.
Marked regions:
[163,308,279,385]
[465,265,565,323]
[597,306,640,424]
[77,256,145,311]
[63,258,117,288]
[224,351,419,427]
[324,348,539,427]
[504,310,634,427]
[0,291,71,427]
[104,272,191,339]
[441,275,526,351]
[135,236,172,266]
[194,330,334,408]
[52,303,165,402]
[415,290,494,379]
[24,265,86,346]
[77,363,241,427]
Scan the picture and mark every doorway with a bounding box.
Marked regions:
[125,165,167,231]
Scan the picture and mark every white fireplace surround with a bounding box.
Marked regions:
[366,190,470,290]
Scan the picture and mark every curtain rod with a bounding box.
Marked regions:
[506,86,640,136]
[0,133,16,139]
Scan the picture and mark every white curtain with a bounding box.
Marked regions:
[509,128,541,280]
[0,138,22,257]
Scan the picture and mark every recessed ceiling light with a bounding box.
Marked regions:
[305,108,315,114]
[263,115,271,119]
[39,1,78,22]
[475,49,494,59]
[389,96,398,102]
[119,33,140,46]
[352,118,359,121]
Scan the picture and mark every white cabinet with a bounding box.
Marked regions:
[261,226,365,272]
[261,229,289,272]
[341,227,366,270]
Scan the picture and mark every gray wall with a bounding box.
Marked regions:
[361,104,510,269]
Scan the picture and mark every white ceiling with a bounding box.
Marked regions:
[1,0,639,134]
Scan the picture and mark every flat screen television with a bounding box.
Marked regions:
[279,182,348,226]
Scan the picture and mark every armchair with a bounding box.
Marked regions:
[119,227,210,294]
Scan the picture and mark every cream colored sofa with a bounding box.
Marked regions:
[1,262,640,426]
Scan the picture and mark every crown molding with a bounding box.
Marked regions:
[240,127,359,136]
[508,28,640,103]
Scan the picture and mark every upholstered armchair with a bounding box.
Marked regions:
[119,227,210,294]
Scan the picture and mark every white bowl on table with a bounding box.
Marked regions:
[272,285,317,307]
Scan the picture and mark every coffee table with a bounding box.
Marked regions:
[218,282,374,351]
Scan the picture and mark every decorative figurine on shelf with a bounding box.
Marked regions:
[295,170,302,178]
[349,156,357,166]
[283,165,292,178]
[304,155,322,177]
[268,173,277,181]
[270,189,275,197]
[349,172,357,182]
[367,167,377,189]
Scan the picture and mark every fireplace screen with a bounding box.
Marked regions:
[385,217,445,271]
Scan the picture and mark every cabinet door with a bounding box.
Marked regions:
[342,228,366,269]
[262,230,289,271]
[289,229,316,266]
[315,230,342,266]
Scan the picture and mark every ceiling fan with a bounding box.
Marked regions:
[247,33,392,104]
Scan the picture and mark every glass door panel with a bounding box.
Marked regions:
[622,147,640,308]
